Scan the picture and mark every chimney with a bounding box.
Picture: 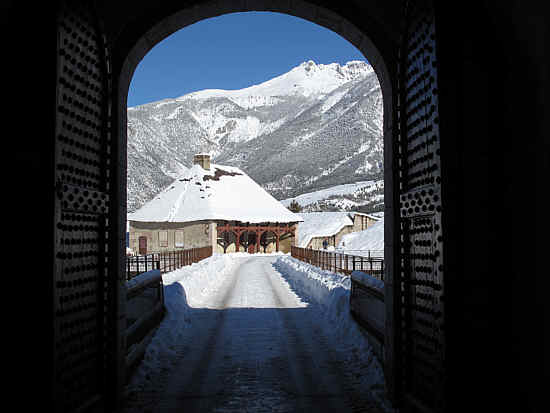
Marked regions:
[193,153,211,170]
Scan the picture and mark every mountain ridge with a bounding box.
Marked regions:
[127,60,383,212]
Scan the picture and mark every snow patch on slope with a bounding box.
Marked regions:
[281,180,378,208]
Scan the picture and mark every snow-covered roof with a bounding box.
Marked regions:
[129,163,303,224]
[368,211,384,219]
[351,211,381,221]
[297,212,354,248]
[337,218,384,251]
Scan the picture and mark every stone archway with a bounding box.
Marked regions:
[49,0,456,411]
[3,1,544,412]
[217,229,237,253]
[113,0,398,407]
[260,230,276,253]
[238,231,257,253]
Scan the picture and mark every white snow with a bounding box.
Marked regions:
[176,60,373,107]
[128,163,302,224]
[320,88,348,113]
[351,270,385,291]
[125,253,393,412]
[295,212,354,248]
[337,218,385,255]
[280,180,379,209]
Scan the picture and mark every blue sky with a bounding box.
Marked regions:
[128,12,367,107]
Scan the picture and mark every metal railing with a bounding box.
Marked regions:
[126,246,213,281]
[333,249,384,259]
[291,245,384,280]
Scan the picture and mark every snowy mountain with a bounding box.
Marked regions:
[127,60,383,212]
[280,179,384,212]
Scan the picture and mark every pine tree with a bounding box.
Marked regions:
[288,200,303,213]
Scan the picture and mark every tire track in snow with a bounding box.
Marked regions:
[124,255,386,412]
[262,261,358,412]
[154,258,250,412]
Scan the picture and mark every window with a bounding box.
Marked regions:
[159,231,168,248]
[175,230,184,248]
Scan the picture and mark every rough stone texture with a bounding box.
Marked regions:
[129,221,212,253]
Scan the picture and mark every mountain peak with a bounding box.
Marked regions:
[295,60,372,81]
[169,60,374,104]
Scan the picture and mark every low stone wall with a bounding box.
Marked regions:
[350,270,385,362]
[125,269,165,381]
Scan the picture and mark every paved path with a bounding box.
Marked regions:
[124,256,384,412]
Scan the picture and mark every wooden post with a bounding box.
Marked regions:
[276,230,280,252]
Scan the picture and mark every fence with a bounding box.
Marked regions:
[126,246,213,280]
[334,249,384,259]
[291,246,384,280]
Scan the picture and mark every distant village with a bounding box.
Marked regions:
[127,154,383,256]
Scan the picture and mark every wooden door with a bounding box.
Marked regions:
[397,0,446,411]
[139,236,148,255]
[53,1,117,411]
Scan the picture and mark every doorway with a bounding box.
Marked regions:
[138,236,148,255]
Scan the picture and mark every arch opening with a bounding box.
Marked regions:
[121,4,395,258]
[117,2,398,411]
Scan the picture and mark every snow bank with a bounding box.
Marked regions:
[351,270,385,291]
[273,255,393,411]
[127,252,393,412]
[127,254,241,389]
[128,252,290,389]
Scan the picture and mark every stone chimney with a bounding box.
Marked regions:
[193,153,211,170]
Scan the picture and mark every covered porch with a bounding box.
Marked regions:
[216,222,297,254]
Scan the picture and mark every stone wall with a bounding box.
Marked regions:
[352,214,377,232]
[350,271,385,362]
[129,220,214,254]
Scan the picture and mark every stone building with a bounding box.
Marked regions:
[128,154,302,254]
[297,211,379,249]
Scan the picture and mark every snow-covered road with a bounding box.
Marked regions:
[124,254,392,412]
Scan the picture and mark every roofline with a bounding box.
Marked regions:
[298,221,354,248]
[349,211,382,220]
[128,218,303,225]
